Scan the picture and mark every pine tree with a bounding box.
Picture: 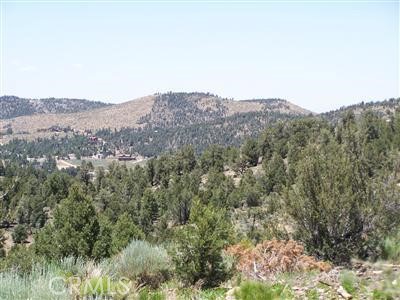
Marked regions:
[0,160,5,176]
[241,139,259,167]
[146,158,157,186]
[286,142,373,263]
[173,198,233,287]
[35,185,100,259]
[203,169,235,208]
[112,213,144,253]
[176,145,197,174]
[262,152,287,194]
[0,229,6,257]
[12,224,28,244]
[92,216,113,259]
[169,174,199,225]
[237,170,261,207]
[139,189,159,234]
[78,161,94,186]
[393,108,400,148]
[259,129,274,161]
[200,145,224,172]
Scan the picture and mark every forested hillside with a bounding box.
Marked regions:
[0,107,399,299]
[1,97,396,159]
[98,110,302,156]
[137,92,229,127]
[321,97,400,123]
[0,92,310,141]
[0,111,301,158]
[0,96,111,119]
[138,92,308,128]
[0,92,312,157]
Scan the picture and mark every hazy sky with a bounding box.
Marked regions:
[1,1,398,112]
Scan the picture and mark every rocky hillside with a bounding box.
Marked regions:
[0,96,111,119]
[0,92,311,140]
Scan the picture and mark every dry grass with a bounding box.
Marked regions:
[0,95,155,138]
[226,240,331,280]
[226,99,312,116]
[224,100,265,116]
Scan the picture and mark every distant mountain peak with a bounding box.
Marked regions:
[0,95,111,119]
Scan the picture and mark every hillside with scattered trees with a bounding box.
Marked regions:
[0,92,311,141]
[0,105,399,299]
[321,97,400,123]
[0,96,112,119]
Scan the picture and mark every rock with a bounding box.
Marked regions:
[372,270,383,275]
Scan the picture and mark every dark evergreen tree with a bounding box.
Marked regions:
[0,230,5,258]
[172,199,233,287]
[241,139,259,167]
[12,224,28,244]
[139,189,159,234]
[35,185,100,259]
[112,213,144,253]
[0,160,5,176]
[200,145,224,172]
[286,142,374,263]
[92,216,113,259]
[262,152,287,194]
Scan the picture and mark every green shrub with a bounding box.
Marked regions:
[306,289,319,300]
[12,224,28,244]
[340,271,357,295]
[112,213,145,253]
[372,269,400,300]
[0,245,43,274]
[286,142,376,263]
[108,240,170,287]
[373,285,400,300]
[172,199,233,288]
[55,256,88,279]
[381,232,400,263]
[138,288,166,300]
[197,288,227,300]
[34,185,100,260]
[235,281,294,300]
[373,288,400,300]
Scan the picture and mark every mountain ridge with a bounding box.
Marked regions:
[0,93,398,157]
[1,93,397,152]
[0,95,112,119]
[320,98,400,123]
[0,92,312,141]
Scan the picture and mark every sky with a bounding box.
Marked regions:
[0,1,398,113]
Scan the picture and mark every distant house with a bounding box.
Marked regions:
[92,153,106,159]
[27,157,47,165]
[67,153,77,160]
[117,154,135,161]
[88,136,98,142]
